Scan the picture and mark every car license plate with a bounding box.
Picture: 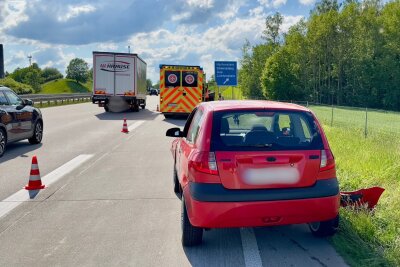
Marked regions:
[242,167,300,185]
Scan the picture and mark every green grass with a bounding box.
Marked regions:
[309,106,400,266]
[41,79,91,94]
[0,77,33,94]
[221,86,244,100]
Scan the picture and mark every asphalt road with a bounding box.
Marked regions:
[0,96,348,267]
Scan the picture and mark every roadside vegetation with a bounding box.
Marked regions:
[41,79,91,94]
[2,58,92,95]
[310,105,400,266]
[237,0,400,112]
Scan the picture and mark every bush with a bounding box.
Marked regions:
[0,77,33,94]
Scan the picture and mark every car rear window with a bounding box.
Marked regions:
[211,110,323,151]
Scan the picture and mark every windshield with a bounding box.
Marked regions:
[211,110,323,151]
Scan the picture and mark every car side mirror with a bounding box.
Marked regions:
[24,99,34,106]
[166,127,184,137]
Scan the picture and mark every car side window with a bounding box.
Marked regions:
[186,109,203,144]
[0,92,9,105]
[4,90,23,106]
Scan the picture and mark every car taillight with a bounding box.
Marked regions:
[320,149,335,171]
[189,151,219,175]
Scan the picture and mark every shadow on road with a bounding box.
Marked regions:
[0,142,42,164]
[94,108,160,121]
[183,228,246,267]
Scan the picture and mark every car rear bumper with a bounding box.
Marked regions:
[184,178,340,228]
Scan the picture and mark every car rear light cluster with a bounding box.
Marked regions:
[320,149,335,171]
[189,151,219,175]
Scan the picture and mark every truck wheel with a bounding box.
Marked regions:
[131,105,139,112]
[104,105,109,112]
[140,105,146,109]
[309,215,339,237]
[28,121,43,144]
[0,128,6,158]
[181,197,203,246]
[164,114,172,119]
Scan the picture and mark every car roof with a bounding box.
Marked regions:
[200,100,311,113]
[0,86,10,91]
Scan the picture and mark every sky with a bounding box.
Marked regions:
[0,0,317,83]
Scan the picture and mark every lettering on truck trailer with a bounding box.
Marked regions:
[100,61,130,72]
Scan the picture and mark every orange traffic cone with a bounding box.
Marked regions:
[121,118,129,133]
[156,104,159,112]
[25,156,45,190]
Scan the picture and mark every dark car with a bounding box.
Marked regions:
[166,100,339,246]
[149,89,158,96]
[0,86,43,157]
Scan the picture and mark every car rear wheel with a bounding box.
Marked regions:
[0,128,6,158]
[181,197,203,246]
[309,215,339,237]
[28,121,43,144]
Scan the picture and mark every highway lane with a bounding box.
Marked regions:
[0,96,347,266]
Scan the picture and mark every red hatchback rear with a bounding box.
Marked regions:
[166,101,339,246]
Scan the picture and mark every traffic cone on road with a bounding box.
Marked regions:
[156,104,159,112]
[25,156,45,190]
[121,118,129,133]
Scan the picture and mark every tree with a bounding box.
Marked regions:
[262,12,284,45]
[41,67,63,83]
[10,65,43,93]
[66,58,89,84]
[146,79,152,90]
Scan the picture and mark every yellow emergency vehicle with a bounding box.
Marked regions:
[159,64,205,118]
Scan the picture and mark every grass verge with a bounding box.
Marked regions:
[310,107,400,267]
[41,79,91,94]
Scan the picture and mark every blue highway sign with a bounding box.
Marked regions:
[215,61,237,86]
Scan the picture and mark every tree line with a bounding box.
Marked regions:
[1,58,91,94]
[239,0,400,111]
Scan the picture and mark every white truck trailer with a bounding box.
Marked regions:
[91,51,147,112]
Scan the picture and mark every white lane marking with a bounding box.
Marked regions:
[240,228,263,267]
[128,120,145,132]
[0,154,93,219]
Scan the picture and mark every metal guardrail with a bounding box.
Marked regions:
[19,93,92,106]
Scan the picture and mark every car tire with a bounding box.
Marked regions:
[0,128,6,158]
[173,167,181,199]
[28,121,43,145]
[181,197,203,246]
[309,215,339,237]
[104,105,110,112]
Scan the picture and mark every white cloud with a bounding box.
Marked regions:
[281,15,303,32]
[258,0,287,8]
[58,4,96,22]
[187,0,214,8]
[272,0,287,8]
[299,0,316,5]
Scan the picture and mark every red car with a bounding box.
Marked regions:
[166,101,339,246]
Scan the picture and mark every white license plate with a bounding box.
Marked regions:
[242,167,300,185]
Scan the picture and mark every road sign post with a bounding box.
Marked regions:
[214,61,237,95]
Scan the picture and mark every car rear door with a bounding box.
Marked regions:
[213,110,324,190]
[176,108,203,185]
